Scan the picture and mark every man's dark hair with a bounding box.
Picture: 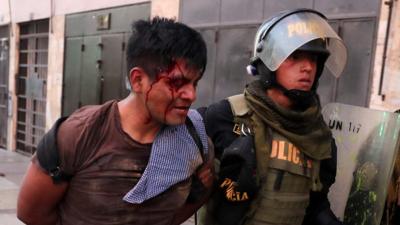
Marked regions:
[126,17,207,79]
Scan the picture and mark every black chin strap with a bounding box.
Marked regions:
[283,88,315,101]
[260,74,316,108]
[283,89,316,109]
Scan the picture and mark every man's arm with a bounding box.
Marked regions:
[17,162,68,225]
[171,141,215,225]
[172,164,214,225]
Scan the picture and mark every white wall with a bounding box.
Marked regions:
[54,0,149,16]
[46,15,65,130]
[0,0,150,25]
[0,0,11,25]
[6,23,19,151]
[0,0,50,24]
[151,0,180,19]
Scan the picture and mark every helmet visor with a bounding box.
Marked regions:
[257,11,347,78]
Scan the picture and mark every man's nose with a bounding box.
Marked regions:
[180,84,196,102]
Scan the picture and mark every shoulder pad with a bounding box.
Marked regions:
[228,94,250,117]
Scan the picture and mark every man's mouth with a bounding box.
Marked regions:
[174,106,190,110]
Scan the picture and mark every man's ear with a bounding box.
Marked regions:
[129,67,147,93]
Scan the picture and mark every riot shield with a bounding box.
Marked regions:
[322,103,400,225]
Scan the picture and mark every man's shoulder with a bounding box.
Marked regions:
[67,100,115,124]
[54,100,118,173]
[69,100,116,120]
[59,100,117,137]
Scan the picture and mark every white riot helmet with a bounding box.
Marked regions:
[247,9,347,100]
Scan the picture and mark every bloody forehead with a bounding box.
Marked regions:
[156,61,188,78]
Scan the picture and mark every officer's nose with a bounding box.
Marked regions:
[301,57,316,72]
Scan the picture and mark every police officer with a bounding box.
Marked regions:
[199,8,347,225]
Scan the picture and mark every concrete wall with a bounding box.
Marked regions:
[6,24,18,151]
[0,0,11,25]
[370,0,400,111]
[46,15,65,130]
[151,0,180,19]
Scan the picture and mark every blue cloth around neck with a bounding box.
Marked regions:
[123,109,208,203]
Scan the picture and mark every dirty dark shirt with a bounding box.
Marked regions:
[34,101,191,225]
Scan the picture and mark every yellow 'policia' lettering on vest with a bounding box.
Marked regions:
[220,178,249,201]
[270,140,312,168]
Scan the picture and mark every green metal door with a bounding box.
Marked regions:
[80,36,101,107]
[62,3,150,116]
[63,36,102,116]
[63,37,82,116]
[100,34,125,102]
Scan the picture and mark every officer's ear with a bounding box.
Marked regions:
[129,67,148,93]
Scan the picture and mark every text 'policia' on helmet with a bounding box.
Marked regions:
[247,8,347,80]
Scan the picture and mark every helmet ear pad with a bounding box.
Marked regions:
[251,59,275,88]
